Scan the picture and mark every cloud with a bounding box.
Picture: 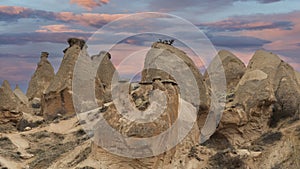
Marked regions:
[0,32,91,45]
[55,12,128,27]
[0,53,34,58]
[256,0,281,3]
[198,20,293,32]
[36,24,85,33]
[196,10,300,63]
[0,6,56,22]
[208,34,271,48]
[0,5,128,28]
[70,0,110,10]
[234,11,300,52]
[0,6,27,15]
[148,0,284,12]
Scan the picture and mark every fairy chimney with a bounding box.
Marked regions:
[26,52,55,100]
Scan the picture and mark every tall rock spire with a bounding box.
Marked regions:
[42,38,88,120]
[26,52,55,100]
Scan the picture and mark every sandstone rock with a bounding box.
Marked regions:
[142,42,209,111]
[42,38,88,120]
[200,50,245,143]
[26,52,55,100]
[31,97,41,109]
[204,50,246,92]
[63,38,86,53]
[219,50,300,146]
[2,80,16,99]
[13,85,29,105]
[82,43,202,167]
[91,51,118,105]
[295,71,300,86]
[0,80,22,124]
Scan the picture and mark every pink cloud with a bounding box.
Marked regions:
[239,12,300,51]
[36,24,84,33]
[70,0,110,10]
[55,12,129,27]
[0,6,27,14]
[0,5,128,28]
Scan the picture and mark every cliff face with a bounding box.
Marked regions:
[26,52,55,101]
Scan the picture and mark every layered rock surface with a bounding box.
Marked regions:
[0,81,22,125]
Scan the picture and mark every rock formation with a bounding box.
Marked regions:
[92,51,118,105]
[14,85,29,106]
[295,71,300,85]
[142,42,209,111]
[218,50,300,146]
[90,71,201,168]
[204,50,246,92]
[0,80,22,125]
[42,38,89,120]
[1,39,300,169]
[26,52,55,101]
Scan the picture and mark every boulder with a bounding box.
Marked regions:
[218,50,300,145]
[42,38,89,120]
[26,52,55,100]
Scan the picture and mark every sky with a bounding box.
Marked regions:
[0,0,300,92]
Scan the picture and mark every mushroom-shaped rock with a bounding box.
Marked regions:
[42,38,89,120]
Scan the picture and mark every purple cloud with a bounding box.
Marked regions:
[0,32,91,45]
[198,20,293,32]
[148,0,284,11]
[207,34,271,48]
